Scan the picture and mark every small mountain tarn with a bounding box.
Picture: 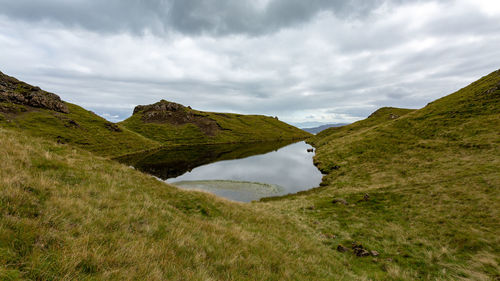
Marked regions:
[118,140,323,202]
[174,180,284,202]
[115,139,297,179]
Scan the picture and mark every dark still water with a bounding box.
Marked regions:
[117,141,322,202]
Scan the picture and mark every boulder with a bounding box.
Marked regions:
[337,245,349,252]
[352,243,370,257]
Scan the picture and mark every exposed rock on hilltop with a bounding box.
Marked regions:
[0,71,159,157]
[132,99,221,136]
[0,71,68,113]
[122,99,310,145]
[133,99,185,115]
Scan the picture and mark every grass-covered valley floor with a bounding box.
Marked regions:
[0,69,499,280]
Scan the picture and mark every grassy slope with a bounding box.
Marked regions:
[0,102,159,158]
[0,128,347,280]
[1,69,498,280]
[121,108,310,145]
[268,70,500,279]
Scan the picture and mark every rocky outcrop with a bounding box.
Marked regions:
[133,99,185,115]
[132,100,221,136]
[104,122,122,132]
[0,71,68,113]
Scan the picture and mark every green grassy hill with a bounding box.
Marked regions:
[0,71,307,158]
[0,71,159,158]
[313,107,415,146]
[269,69,500,279]
[0,128,343,280]
[120,100,310,145]
[1,68,498,280]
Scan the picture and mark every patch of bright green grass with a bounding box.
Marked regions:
[0,102,159,158]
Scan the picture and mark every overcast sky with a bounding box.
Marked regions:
[0,0,499,126]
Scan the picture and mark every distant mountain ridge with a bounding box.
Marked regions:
[302,123,349,134]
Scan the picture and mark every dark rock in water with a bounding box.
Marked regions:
[0,71,68,113]
[132,99,221,136]
[332,198,349,205]
[307,148,314,152]
[337,244,349,252]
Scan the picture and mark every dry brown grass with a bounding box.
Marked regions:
[0,128,347,280]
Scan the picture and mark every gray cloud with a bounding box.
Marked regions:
[0,0,498,126]
[0,0,421,36]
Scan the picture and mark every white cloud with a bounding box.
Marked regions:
[0,0,499,126]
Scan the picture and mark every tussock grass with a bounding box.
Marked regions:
[269,69,500,280]
[1,69,499,280]
[0,128,345,280]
